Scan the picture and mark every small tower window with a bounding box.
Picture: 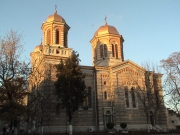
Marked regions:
[56,29,59,44]
[100,45,103,58]
[100,44,107,58]
[47,30,51,45]
[94,47,97,61]
[104,44,107,57]
[64,32,67,47]
[115,44,118,58]
[112,44,115,57]
[112,43,118,58]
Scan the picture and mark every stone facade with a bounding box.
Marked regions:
[29,10,168,133]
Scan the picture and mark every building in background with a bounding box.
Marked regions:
[166,109,180,130]
[29,10,168,133]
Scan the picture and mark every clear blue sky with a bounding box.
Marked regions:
[0,0,180,66]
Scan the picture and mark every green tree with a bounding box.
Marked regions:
[54,51,86,133]
[0,30,30,135]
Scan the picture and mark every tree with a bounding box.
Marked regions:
[54,51,86,134]
[0,30,30,135]
[160,51,180,112]
[135,71,164,126]
[28,51,54,135]
[125,62,166,131]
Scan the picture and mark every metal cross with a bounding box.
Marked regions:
[104,15,107,24]
[55,5,57,11]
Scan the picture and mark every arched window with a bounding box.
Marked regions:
[55,29,59,44]
[100,44,107,58]
[96,46,98,59]
[64,32,67,47]
[125,87,129,107]
[112,43,118,58]
[94,47,97,61]
[88,87,92,108]
[104,44,107,57]
[47,30,51,45]
[112,44,115,57]
[104,91,107,99]
[131,87,136,108]
[100,45,103,58]
[115,44,118,58]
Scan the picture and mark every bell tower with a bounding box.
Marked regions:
[34,9,72,60]
[41,9,70,48]
[90,23,124,67]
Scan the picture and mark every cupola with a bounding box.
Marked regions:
[46,10,66,23]
[94,24,119,36]
[41,9,70,48]
[90,22,124,67]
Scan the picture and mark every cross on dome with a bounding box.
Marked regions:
[104,15,107,25]
[55,5,57,11]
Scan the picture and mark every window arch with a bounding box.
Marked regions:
[124,86,129,107]
[100,45,103,58]
[124,86,138,108]
[131,87,136,108]
[112,44,115,57]
[55,29,59,44]
[100,44,107,58]
[47,30,51,45]
[64,31,67,47]
[115,44,118,58]
[104,44,107,57]
[112,43,118,58]
[94,47,97,61]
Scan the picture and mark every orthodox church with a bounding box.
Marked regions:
[29,9,167,133]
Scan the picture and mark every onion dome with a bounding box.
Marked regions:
[94,23,119,36]
[34,44,43,52]
[46,10,66,23]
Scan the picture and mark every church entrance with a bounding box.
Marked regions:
[103,107,113,128]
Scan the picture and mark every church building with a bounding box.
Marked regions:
[29,10,167,133]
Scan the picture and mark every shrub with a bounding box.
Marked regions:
[106,123,114,129]
[120,123,127,129]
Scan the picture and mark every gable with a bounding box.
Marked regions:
[112,60,146,88]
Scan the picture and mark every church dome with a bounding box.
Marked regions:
[34,44,43,52]
[94,24,119,36]
[46,11,66,23]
